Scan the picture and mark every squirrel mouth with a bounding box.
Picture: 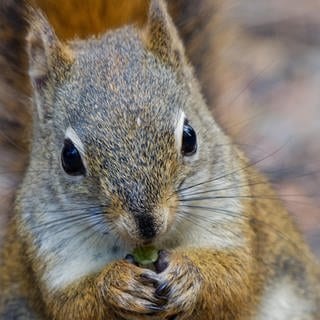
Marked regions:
[141,239,154,246]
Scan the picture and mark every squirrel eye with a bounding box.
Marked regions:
[181,119,197,156]
[61,138,86,176]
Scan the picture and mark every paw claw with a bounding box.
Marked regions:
[140,273,159,287]
[124,254,137,265]
[155,250,169,273]
[147,304,164,312]
[155,282,170,297]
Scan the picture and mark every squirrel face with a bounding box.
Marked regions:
[25,1,240,248]
[50,32,202,245]
[59,41,186,243]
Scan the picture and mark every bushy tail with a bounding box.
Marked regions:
[0,0,32,148]
[168,0,218,106]
[0,0,31,228]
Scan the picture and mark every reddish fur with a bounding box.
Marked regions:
[0,1,319,320]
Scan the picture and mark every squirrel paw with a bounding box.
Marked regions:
[97,260,165,320]
[151,250,203,319]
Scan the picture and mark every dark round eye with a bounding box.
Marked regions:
[181,119,197,156]
[61,138,86,176]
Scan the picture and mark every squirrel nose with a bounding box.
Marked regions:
[135,213,157,240]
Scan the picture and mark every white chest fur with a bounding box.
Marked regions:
[38,224,129,291]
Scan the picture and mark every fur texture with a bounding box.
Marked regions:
[0,0,319,319]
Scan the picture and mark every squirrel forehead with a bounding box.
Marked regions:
[67,27,185,100]
[55,27,188,135]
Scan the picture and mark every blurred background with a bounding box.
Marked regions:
[215,0,320,256]
[0,0,319,256]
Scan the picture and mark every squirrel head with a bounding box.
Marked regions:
[25,0,235,247]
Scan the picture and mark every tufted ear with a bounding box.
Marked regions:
[143,0,186,67]
[26,9,74,88]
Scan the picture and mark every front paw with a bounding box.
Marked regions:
[97,259,165,319]
[152,250,203,319]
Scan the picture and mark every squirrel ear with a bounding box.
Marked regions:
[26,9,74,87]
[143,0,186,67]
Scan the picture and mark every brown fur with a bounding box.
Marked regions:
[0,1,319,320]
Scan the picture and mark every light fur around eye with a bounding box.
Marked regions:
[174,111,185,153]
[65,127,85,155]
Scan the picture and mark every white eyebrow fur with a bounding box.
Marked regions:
[65,126,85,154]
[174,110,185,152]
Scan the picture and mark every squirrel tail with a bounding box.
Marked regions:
[0,0,31,229]
[0,0,32,148]
[168,0,217,103]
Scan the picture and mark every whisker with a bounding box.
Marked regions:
[179,210,217,234]
[179,180,267,198]
[30,211,106,232]
[178,143,289,194]
[54,219,105,250]
[180,205,308,259]
[180,204,245,219]
[180,194,318,204]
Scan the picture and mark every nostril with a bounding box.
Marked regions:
[141,224,156,240]
[135,213,157,240]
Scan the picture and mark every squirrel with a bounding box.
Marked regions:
[0,0,320,319]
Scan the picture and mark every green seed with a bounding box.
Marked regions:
[133,245,158,265]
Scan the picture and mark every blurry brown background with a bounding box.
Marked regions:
[215,0,320,256]
[0,0,319,256]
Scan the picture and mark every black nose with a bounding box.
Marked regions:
[135,214,156,240]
